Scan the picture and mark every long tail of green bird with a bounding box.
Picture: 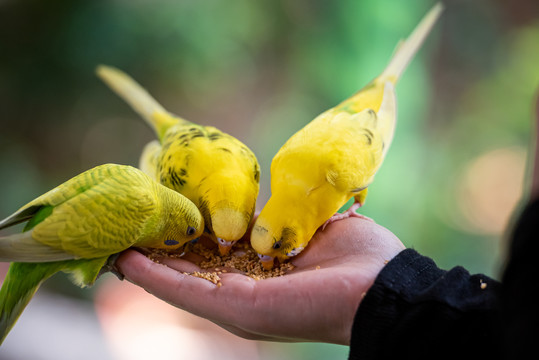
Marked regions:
[0,262,60,345]
[0,257,107,345]
[96,65,186,140]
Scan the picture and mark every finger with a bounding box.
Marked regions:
[116,250,301,336]
[210,322,297,343]
[116,249,257,323]
[159,256,203,273]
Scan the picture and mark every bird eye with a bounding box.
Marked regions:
[272,241,281,249]
[186,226,196,236]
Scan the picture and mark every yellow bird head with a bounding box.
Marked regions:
[250,200,311,270]
[198,168,259,255]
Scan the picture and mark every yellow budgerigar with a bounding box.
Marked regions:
[251,3,444,269]
[0,164,203,344]
[96,66,260,256]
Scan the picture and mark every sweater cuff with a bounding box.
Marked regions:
[348,248,499,359]
[348,248,440,358]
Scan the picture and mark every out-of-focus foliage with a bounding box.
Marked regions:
[1,0,538,359]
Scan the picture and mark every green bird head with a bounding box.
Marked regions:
[138,182,204,251]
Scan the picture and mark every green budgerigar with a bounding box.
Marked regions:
[0,163,203,344]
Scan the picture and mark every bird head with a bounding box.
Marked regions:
[250,212,307,270]
[157,189,204,251]
[210,203,253,255]
[198,172,259,256]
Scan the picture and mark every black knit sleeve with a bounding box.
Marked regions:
[348,199,539,359]
[348,248,501,360]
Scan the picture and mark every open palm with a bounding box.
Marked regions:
[116,217,405,345]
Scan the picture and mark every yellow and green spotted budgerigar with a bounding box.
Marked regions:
[251,3,444,269]
[0,164,203,344]
[96,66,260,256]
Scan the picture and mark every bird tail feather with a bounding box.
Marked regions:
[379,2,443,84]
[376,81,397,156]
[0,262,58,344]
[0,257,107,344]
[96,65,184,140]
[0,232,77,262]
[373,3,443,153]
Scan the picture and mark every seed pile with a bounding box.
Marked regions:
[146,241,295,286]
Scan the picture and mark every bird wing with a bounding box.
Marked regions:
[0,164,157,261]
[273,108,385,195]
[139,139,162,179]
[0,231,78,262]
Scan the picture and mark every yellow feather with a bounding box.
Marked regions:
[251,3,443,263]
[139,139,161,177]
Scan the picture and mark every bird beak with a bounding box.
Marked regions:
[258,254,275,270]
[217,238,236,256]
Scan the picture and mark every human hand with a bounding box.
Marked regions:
[115,217,405,345]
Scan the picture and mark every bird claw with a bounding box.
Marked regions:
[98,253,124,281]
[286,246,304,257]
[322,202,374,230]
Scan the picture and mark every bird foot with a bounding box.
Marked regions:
[98,253,124,281]
[322,203,374,230]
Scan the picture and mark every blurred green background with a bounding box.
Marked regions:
[1,0,538,359]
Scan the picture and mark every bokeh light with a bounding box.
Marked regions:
[453,146,527,235]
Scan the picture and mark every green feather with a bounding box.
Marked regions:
[0,163,204,345]
[22,205,53,232]
[0,257,107,345]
